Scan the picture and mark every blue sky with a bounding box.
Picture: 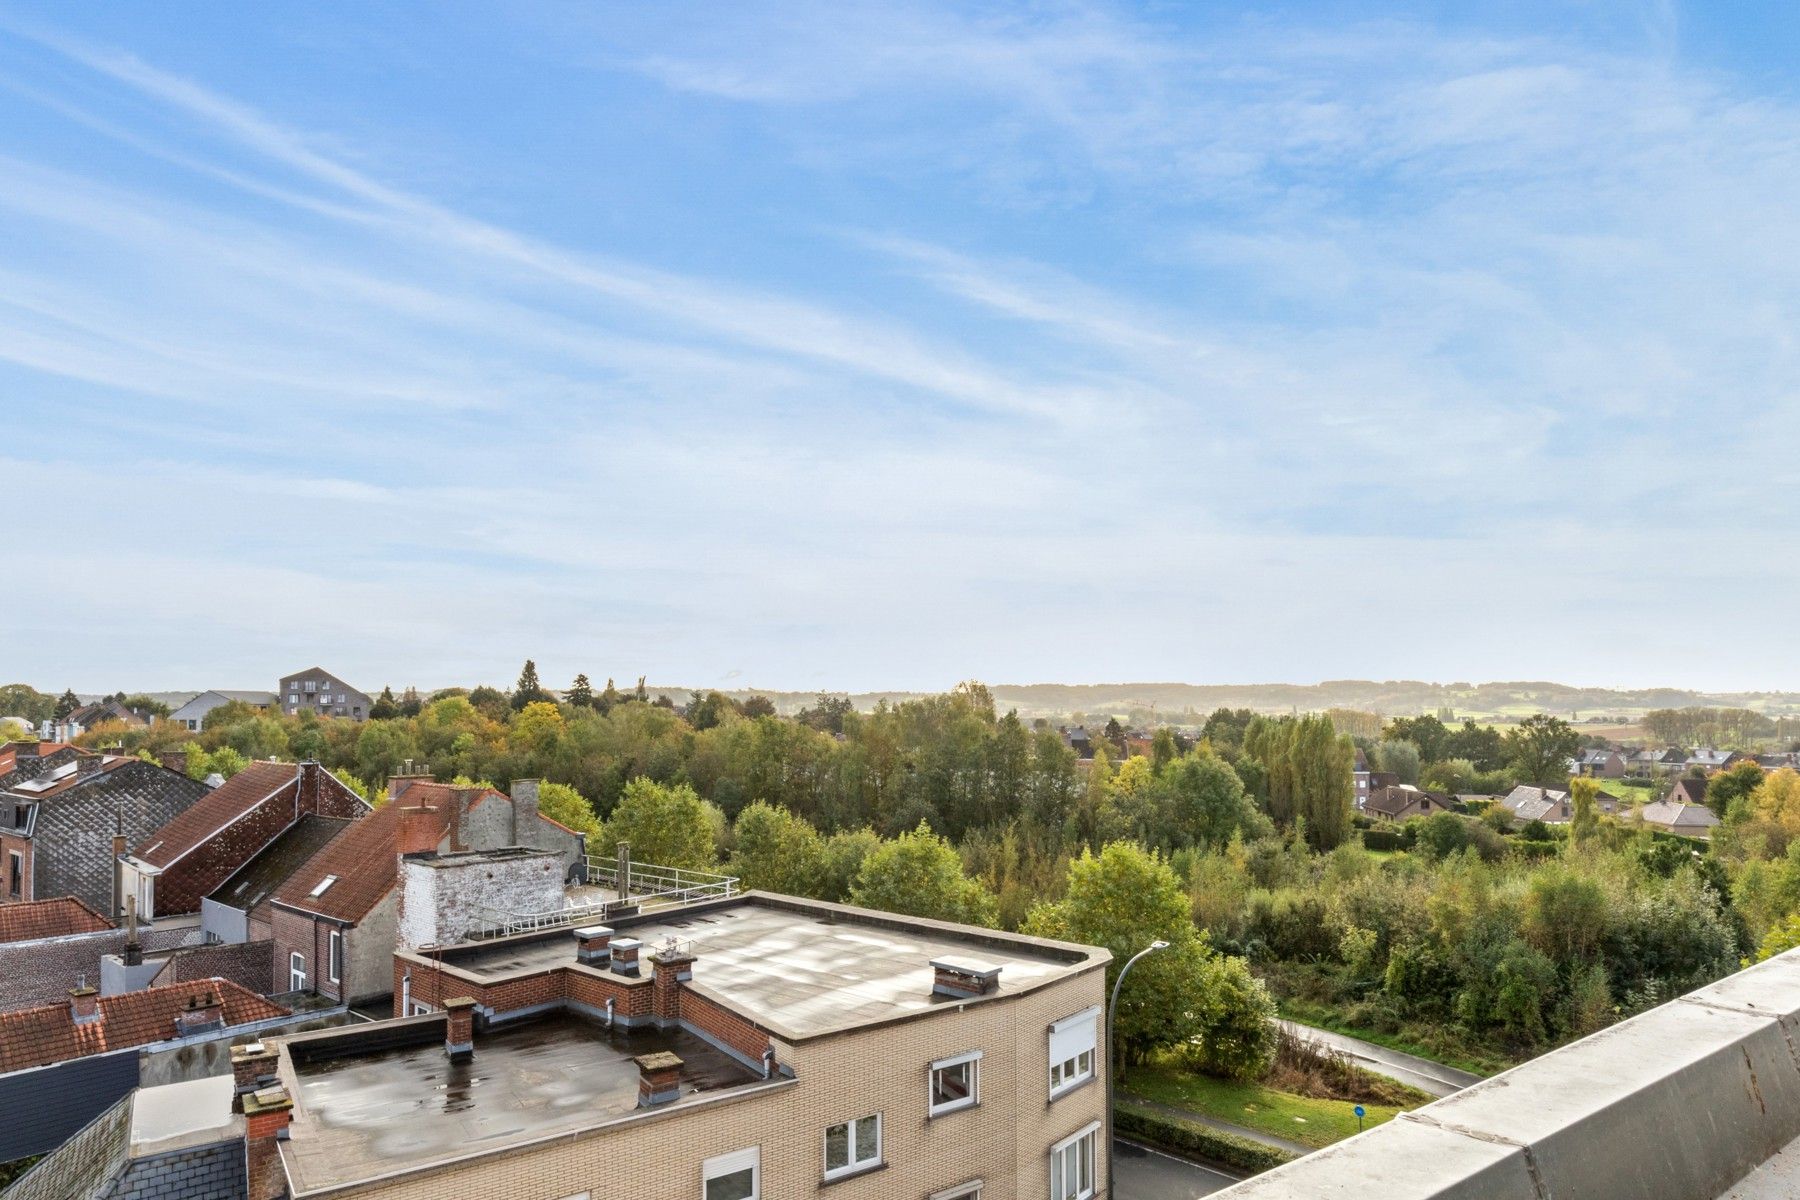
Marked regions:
[3,2,1798,695]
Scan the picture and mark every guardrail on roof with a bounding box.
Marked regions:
[474,856,738,939]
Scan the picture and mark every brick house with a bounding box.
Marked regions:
[1365,784,1455,823]
[1,751,210,916]
[127,760,369,919]
[268,778,584,1005]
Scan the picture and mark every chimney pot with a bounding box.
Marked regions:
[231,1041,280,1112]
[573,924,613,967]
[634,1051,684,1107]
[69,985,100,1023]
[610,937,643,978]
[243,1084,295,1200]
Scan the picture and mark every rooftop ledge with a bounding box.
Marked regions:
[1214,946,1800,1200]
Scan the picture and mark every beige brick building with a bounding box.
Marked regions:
[244,892,1112,1200]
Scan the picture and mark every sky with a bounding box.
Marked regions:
[2,1,1799,696]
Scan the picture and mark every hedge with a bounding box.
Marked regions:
[1114,1101,1294,1176]
[1362,828,1407,852]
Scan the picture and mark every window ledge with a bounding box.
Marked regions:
[1047,1075,1096,1105]
[928,1100,980,1120]
[821,1162,888,1188]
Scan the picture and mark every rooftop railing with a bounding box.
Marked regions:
[474,851,738,939]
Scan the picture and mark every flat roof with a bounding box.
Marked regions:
[423,893,1106,1040]
[280,1013,763,1193]
[128,1074,238,1157]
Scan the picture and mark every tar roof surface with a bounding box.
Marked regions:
[281,1013,760,1192]
[435,895,1103,1040]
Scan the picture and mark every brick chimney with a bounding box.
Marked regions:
[511,778,539,846]
[387,763,434,803]
[297,761,321,816]
[231,1042,280,1113]
[610,937,642,978]
[175,990,225,1037]
[634,1051,684,1107]
[574,925,613,967]
[397,805,439,857]
[444,995,477,1063]
[243,1084,295,1200]
[650,945,696,1025]
[69,985,99,1024]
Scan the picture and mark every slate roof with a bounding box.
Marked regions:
[0,743,86,791]
[0,978,288,1074]
[1668,777,1709,806]
[208,814,355,913]
[1366,784,1452,821]
[0,896,113,944]
[134,760,298,869]
[1639,801,1721,832]
[1688,749,1740,768]
[0,1091,132,1200]
[1,758,212,914]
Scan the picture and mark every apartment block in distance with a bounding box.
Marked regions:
[277,667,373,722]
[243,891,1111,1200]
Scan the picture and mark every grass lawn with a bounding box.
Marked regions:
[1121,1057,1420,1150]
[1275,999,1511,1077]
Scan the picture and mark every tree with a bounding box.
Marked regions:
[686,691,737,732]
[1445,720,1507,771]
[53,689,79,721]
[512,701,565,753]
[1201,708,1256,754]
[536,780,602,841]
[1150,728,1180,773]
[1385,714,1450,764]
[0,683,54,726]
[1707,760,1765,818]
[1568,776,1600,848]
[1371,739,1422,785]
[740,695,777,719]
[1506,714,1581,785]
[1025,842,1273,1074]
[468,685,509,718]
[798,694,853,734]
[596,678,623,715]
[1161,752,1262,849]
[567,674,595,709]
[730,801,826,896]
[819,828,882,902]
[119,695,170,719]
[512,660,551,711]
[399,687,423,718]
[849,822,998,927]
[602,778,719,869]
[370,687,399,720]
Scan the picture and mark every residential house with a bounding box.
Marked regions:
[1756,752,1800,771]
[1500,784,1622,825]
[1629,747,1688,775]
[41,700,151,744]
[1687,748,1745,772]
[167,690,277,732]
[125,760,369,921]
[277,668,374,722]
[1,752,211,916]
[268,777,584,1005]
[1574,748,1627,778]
[1061,725,1094,760]
[1638,801,1721,839]
[1365,784,1455,823]
[1667,777,1710,808]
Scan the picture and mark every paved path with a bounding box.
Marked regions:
[1113,1138,1240,1199]
[1121,1096,1313,1158]
[1275,1019,1485,1098]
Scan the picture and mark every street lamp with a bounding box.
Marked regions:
[1105,939,1169,1198]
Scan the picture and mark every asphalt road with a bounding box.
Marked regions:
[1113,1138,1240,1199]
[1275,1019,1485,1098]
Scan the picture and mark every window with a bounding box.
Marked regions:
[703,1148,759,1200]
[7,851,21,900]
[305,680,317,693]
[12,805,26,829]
[328,930,343,983]
[289,952,307,991]
[823,1114,881,1179]
[929,1185,983,1200]
[929,1050,981,1116]
[309,875,338,897]
[1050,1123,1099,1200]
[1048,1006,1099,1098]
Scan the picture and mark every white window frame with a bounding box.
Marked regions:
[305,680,317,693]
[1050,1122,1100,1200]
[328,930,343,983]
[702,1147,760,1200]
[289,951,307,991]
[822,1113,881,1180]
[928,1184,983,1200]
[1048,1006,1100,1099]
[928,1050,982,1117]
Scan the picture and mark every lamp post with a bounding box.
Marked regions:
[1105,939,1169,1198]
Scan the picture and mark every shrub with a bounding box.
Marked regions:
[1114,1103,1293,1175]
[1362,828,1406,852]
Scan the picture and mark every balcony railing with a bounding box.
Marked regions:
[474,853,738,939]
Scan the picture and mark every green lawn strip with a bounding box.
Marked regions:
[1113,1101,1292,1175]
[1274,1000,1510,1077]
[1120,1059,1408,1150]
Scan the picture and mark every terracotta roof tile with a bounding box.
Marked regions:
[134,760,297,868]
[0,978,289,1074]
[0,896,113,943]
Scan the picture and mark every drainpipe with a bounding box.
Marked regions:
[606,997,616,1029]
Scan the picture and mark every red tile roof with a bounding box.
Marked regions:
[0,978,289,1074]
[134,760,297,868]
[0,896,113,944]
[272,783,499,923]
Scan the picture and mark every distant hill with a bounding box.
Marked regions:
[644,681,1800,724]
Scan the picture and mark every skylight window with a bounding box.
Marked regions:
[309,875,339,898]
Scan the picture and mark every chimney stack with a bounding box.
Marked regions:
[69,985,99,1024]
[650,945,696,1026]
[397,806,439,857]
[243,1084,295,1200]
[511,779,540,847]
[175,990,225,1037]
[574,925,613,967]
[231,1042,280,1113]
[610,938,642,978]
[930,956,1003,999]
[124,896,142,967]
[634,1051,684,1107]
[444,995,477,1063]
[297,761,321,816]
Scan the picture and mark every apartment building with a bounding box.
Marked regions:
[239,892,1110,1199]
[277,667,374,722]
